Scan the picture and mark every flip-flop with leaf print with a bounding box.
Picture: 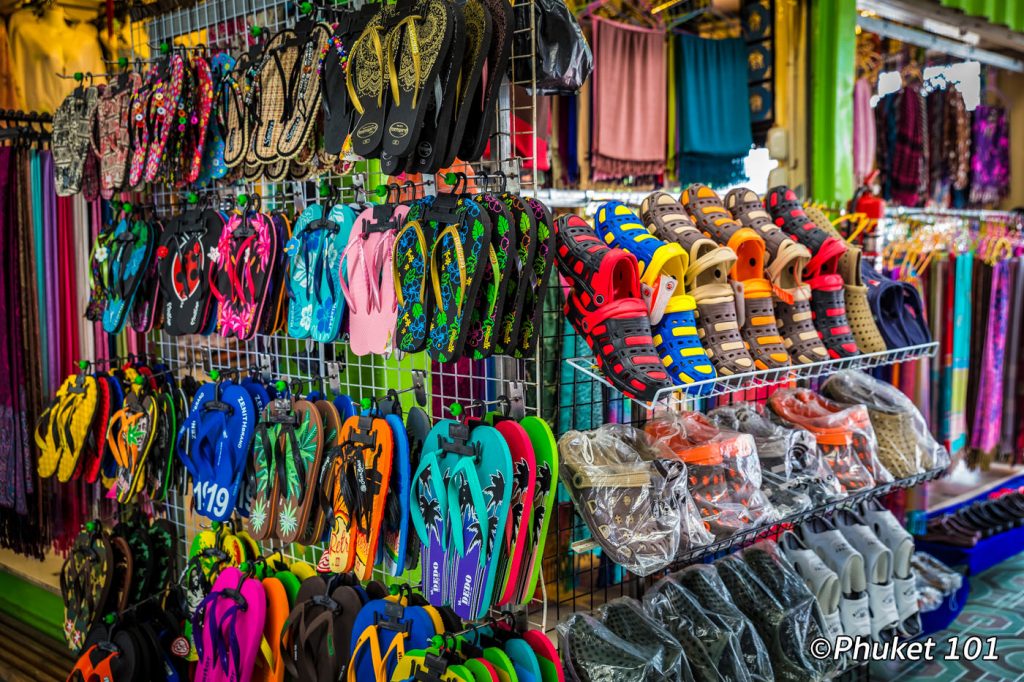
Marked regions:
[465,194,514,360]
[103,214,156,335]
[246,404,282,542]
[275,400,324,545]
[494,194,538,356]
[298,400,341,546]
[514,198,556,359]
[394,214,432,353]
[428,196,493,363]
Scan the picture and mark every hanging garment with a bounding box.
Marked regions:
[591,17,666,180]
[1000,256,1024,457]
[969,105,1010,205]
[675,34,752,187]
[890,85,924,207]
[946,251,972,456]
[946,88,970,191]
[970,258,1009,465]
[853,77,875,186]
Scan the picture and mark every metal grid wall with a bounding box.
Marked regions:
[127,0,546,626]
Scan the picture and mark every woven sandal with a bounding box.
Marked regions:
[250,30,299,163]
[725,189,829,365]
[275,23,332,160]
[600,200,716,390]
[555,215,673,401]
[803,204,888,354]
[682,184,790,370]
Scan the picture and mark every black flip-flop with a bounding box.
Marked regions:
[459,0,513,160]
[441,0,491,167]
[494,193,538,356]
[157,208,223,336]
[513,198,556,358]
[465,193,515,360]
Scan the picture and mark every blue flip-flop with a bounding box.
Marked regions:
[446,420,512,619]
[348,599,440,681]
[377,413,411,576]
[286,206,325,339]
[862,263,910,349]
[505,638,542,682]
[333,393,357,421]
[313,204,356,343]
[103,216,156,334]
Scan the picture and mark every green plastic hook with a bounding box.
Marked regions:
[360,397,372,411]
[275,380,288,393]
[210,369,220,381]
[239,561,250,573]
[318,181,331,198]
[237,193,249,207]
[211,521,222,531]
[449,403,463,417]
[85,521,97,532]
[443,172,458,185]
[186,191,199,204]
[78,360,89,371]
[133,375,145,386]
[299,1,313,13]
[430,634,444,648]
[372,184,388,198]
[250,25,263,37]
[104,613,116,625]
[122,202,133,214]
[73,72,84,82]
[160,41,170,54]
[118,57,128,68]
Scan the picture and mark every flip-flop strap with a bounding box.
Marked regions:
[447,455,489,561]
[386,15,423,108]
[346,26,385,115]
[348,625,385,682]
[339,235,378,314]
[252,422,280,495]
[430,224,467,317]
[394,220,427,308]
[227,233,258,304]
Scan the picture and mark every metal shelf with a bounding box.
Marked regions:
[567,341,939,407]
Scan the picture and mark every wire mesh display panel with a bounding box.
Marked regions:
[124,0,549,627]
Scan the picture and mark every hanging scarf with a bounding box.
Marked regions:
[890,85,924,206]
[969,105,1010,205]
[970,258,1009,465]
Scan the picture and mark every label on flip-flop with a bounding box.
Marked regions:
[644,275,676,325]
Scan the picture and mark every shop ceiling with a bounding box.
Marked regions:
[858,0,1024,72]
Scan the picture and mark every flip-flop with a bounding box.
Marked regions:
[181,382,257,522]
[261,212,294,335]
[394,206,433,353]
[483,646,519,682]
[513,198,556,359]
[61,527,114,652]
[505,638,543,682]
[313,204,357,343]
[466,195,514,360]
[298,400,340,546]
[195,567,268,682]
[212,207,279,340]
[489,418,535,607]
[272,400,324,545]
[103,214,156,334]
[514,416,557,604]
[348,414,395,580]
[341,206,392,355]
[281,579,362,682]
[378,411,412,576]
[143,53,186,182]
[447,420,512,619]
[94,72,140,196]
[36,373,98,482]
[494,194,537,356]
[428,196,494,362]
[347,6,393,157]
[157,209,224,336]
[440,0,489,166]
[81,374,112,484]
[276,23,332,160]
[126,69,156,187]
[380,0,456,163]
[459,0,513,160]
[367,204,409,355]
[249,30,298,163]
[107,391,159,503]
[221,54,252,169]
[523,631,564,682]
[347,598,440,681]
[322,12,371,155]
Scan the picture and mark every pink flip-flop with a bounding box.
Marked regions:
[367,204,409,355]
[340,207,383,356]
[492,419,536,607]
[523,630,565,682]
[193,567,268,682]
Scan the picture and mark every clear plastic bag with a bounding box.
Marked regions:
[717,540,836,681]
[674,564,775,682]
[642,575,738,682]
[645,411,779,537]
[595,598,691,682]
[710,402,846,515]
[558,426,681,576]
[558,612,655,682]
[768,388,893,491]
[513,0,593,94]
[821,370,951,475]
[651,457,715,557]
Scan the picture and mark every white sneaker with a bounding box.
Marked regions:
[861,500,922,636]
[834,509,901,642]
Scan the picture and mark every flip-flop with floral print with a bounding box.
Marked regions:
[212,204,279,340]
[144,53,186,182]
[102,213,156,335]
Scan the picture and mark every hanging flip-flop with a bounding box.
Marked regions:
[144,53,185,182]
[488,418,535,608]
[394,213,433,354]
[347,6,393,158]
[344,414,394,580]
[446,420,512,619]
[221,54,252,169]
[465,194,514,360]
[348,598,441,681]
[108,389,159,503]
[513,198,556,359]
[276,23,333,160]
[494,193,537,356]
[322,12,371,156]
[36,373,98,482]
[157,208,224,336]
[281,579,363,682]
[380,0,456,167]
[250,30,299,163]
[212,200,279,340]
[305,203,357,343]
[94,71,140,197]
[513,416,557,604]
[428,194,494,362]
[368,204,408,355]
[439,0,490,167]
[274,399,324,545]
[342,206,391,356]
[298,399,341,546]
[103,213,156,335]
[247,404,282,542]
[61,526,114,652]
[377,404,412,576]
[459,0,513,161]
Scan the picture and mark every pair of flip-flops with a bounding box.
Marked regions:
[35,372,100,483]
[862,263,933,348]
[193,566,268,682]
[211,197,279,340]
[100,209,158,335]
[156,208,225,336]
[176,378,257,522]
[285,202,356,342]
[341,203,410,355]
[411,414,558,619]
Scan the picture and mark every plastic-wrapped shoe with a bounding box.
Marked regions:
[724,189,828,365]
[860,499,922,637]
[595,201,716,391]
[798,517,871,641]
[555,215,673,401]
[833,509,901,643]
[680,184,790,371]
[804,205,887,354]
[643,574,746,682]
[596,598,690,682]
[557,612,655,682]
[779,531,843,644]
[675,564,774,682]
[641,191,754,377]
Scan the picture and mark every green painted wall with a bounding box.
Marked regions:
[810,0,856,203]
[0,570,65,643]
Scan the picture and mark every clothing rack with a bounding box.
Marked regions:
[886,206,1022,222]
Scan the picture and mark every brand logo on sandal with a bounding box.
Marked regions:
[389,122,409,138]
[356,122,378,139]
[171,636,190,657]
[417,142,432,158]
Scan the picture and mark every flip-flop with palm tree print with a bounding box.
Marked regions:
[274,400,324,545]
[107,391,159,504]
[298,400,341,546]
[246,404,282,542]
[446,420,512,619]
